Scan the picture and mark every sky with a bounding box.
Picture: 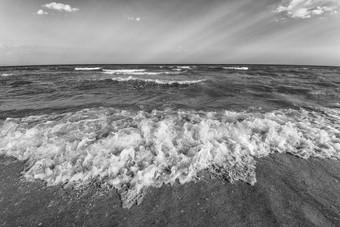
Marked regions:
[0,0,340,66]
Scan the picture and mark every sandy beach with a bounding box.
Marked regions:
[1,153,339,226]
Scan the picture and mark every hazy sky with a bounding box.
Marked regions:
[1,0,340,66]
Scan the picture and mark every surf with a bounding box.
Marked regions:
[1,107,339,208]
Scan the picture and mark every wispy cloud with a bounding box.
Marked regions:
[43,2,79,13]
[127,17,141,22]
[274,0,339,19]
[36,9,48,15]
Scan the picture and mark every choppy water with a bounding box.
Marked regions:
[1,64,339,208]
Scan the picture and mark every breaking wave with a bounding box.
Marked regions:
[223,67,249,70]
[1,107,339,208]
[75,67,102,71]
[1,73,14,77]
[103,69,147,74]
[176,66,194,69]
[110,76,206,85]
[103,69,181,75]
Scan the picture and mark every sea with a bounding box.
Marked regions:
[0,64,339,208]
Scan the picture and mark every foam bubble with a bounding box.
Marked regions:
[0,107,339,208]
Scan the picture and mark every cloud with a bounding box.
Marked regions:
[37,10,48,15]
[43,2,79,13]
[127,17,141,22]
[274,0,339,19]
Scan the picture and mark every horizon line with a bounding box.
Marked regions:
[1,63,339,67]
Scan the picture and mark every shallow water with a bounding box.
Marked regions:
[0,64,339,208]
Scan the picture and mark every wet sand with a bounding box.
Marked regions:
[1,154,340,226]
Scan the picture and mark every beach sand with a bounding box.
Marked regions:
[1,154,340,226]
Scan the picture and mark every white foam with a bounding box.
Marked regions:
[75,67,101,71]
[176,66,192,69]
[223,67,249,70]
[102,69,181,76]
[1,73,14,77]
[110,76,206,85]
[1,107,339,208]
[102,69,146,74]
[164,71,183,75]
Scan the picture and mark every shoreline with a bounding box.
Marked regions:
[1,154,340,226]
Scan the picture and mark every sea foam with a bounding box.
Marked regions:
[223,67,249,70]
[176,66,193,69]
[1,108,339,208]
[103,69,147,74]
[1,73,14,77]
[103,69,181,75]
[75,67,102,71]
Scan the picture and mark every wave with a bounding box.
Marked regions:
[110,76,206,85]
[75,67,102,71]
[103,69,183,75]
[223,67,249,70]
[1,73,14,77]
[1,107,339,208]
[103,69,146,74]
[176,66,193,69]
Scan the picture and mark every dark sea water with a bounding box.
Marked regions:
[1,64,339,208]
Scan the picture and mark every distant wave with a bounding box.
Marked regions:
[172,68,182,71]
[1,107,339,208]
[1,73,14,77]
[223,67,249,70]
[111,76,206,85]
[75,67,102,71]
[176,66,193,69]
[103,69,145,74]
[103,69,160,75]
[103,69,182,75]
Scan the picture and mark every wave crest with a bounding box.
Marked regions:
[103,69,147,74]
[223,67,249,70]
[75,67,101,71]
[103,69,182,75]
[110,76,206,85]
[1,73,14,77]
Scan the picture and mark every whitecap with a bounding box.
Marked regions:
[176,66,192,69]
[110,76,206,85]
[75,67,102,71]
[1,73,14,77]
[223,67,249,70]
[103,69,183,76]
[102,69,146,74]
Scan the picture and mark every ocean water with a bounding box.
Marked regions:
[0,64,339,208]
